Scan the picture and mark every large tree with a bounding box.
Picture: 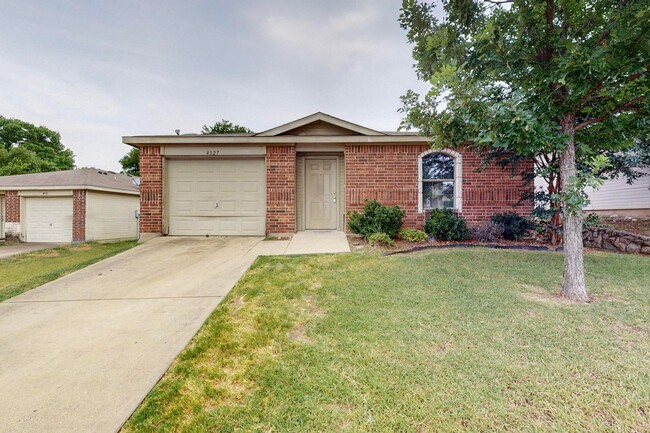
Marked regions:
[119,148,140,176]
[119,120,253,176]
[399,0,649,302]
[0,116,75,175]
[201,119,253,134]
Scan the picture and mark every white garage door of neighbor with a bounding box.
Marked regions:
[86,192,140,241]
[168,159,266,236]
[25,196,73,242]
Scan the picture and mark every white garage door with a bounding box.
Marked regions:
[168,159,266,236]
[85,192,139,241]
[25,196,73,242]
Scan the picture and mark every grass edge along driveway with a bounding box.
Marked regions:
[0,240,138,302]
[122,248,650,433]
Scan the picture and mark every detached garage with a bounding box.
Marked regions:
[0,168,140,243]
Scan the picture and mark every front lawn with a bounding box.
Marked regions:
[123,249,650,432]
[0,240,138,302]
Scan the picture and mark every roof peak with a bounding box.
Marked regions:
[255,112,386,137]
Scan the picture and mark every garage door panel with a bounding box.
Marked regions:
[219,181,237,193]
[25,197,73,243]
[168,159,265,236]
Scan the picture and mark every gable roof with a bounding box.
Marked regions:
[255,112,386,137]
[122,112,424,145]
[0,168,140,194]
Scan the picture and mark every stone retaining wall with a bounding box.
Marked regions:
[583,227,650,255]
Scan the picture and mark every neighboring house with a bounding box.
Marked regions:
[123,112,532,237]
[584,174,650,217]
[0,168,140,243]
[534,170,650,218]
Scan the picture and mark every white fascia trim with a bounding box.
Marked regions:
[417,148,463,213]
[122,135,428,145]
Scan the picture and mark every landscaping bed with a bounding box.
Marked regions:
[599,216,650,237]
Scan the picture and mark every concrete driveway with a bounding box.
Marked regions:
[0,242,65,259]
[0,236,285,433]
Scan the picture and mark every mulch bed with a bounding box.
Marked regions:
[348,236,561,256]
[599,217,650,238]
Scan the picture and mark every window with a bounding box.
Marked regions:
[418,150,462,212]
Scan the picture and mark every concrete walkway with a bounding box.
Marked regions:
[0,233,349,433]
[249,230,350,256]
[0,242,65,259]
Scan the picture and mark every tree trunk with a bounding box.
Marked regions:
[559,114,589,302]
[547,172,563,245]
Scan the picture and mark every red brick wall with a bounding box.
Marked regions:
[139,146,163,234]
[72,189,86,242]
[266,145,296,234]
[344,144,532,229]
[461,152,533,224]
[5,191,20,222]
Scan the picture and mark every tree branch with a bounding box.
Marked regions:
[575,96,645,130]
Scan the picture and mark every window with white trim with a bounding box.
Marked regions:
[418,149,462,212]
[422,153,455,209]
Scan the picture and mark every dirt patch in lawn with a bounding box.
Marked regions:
[520,284,589,305]
[31,249,61,258]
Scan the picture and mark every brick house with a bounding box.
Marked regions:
[0,168,140,243]
[123,112,532,237]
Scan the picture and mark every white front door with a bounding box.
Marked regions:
[167,159,266,236]
[25,197,73,242]
[305,158,338,230]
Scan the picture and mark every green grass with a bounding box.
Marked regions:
[122,249,650,433]
[0,240,138,302]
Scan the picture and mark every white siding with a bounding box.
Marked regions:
[85,191,139,241]
[535,174,650,212]
[24,196,73,242]
[585,175,650,211]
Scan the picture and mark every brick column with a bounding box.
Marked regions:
[4,191,21,238]
[266,145,296,234]
[72,189,86,242]
[5,191,20,222]
[139,146,163,234]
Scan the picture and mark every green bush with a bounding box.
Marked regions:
[368,232,395,247]
[347,200,405,238]
[470,221,504,242]
[491,212,535,240]
[399,228,428,243]
[424,209,470,241]
[584,213,602,229]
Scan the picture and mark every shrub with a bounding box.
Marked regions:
[470,221,504,242]
[399,228,428,243]
[368,232,395,247]
[584,213,602,229]
[424,209,470,241]
[491,212,535,240]
[347,200,405,238]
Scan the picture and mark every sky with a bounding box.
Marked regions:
[0,1,438,172]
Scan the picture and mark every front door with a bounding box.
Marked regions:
[305,158,338,230]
